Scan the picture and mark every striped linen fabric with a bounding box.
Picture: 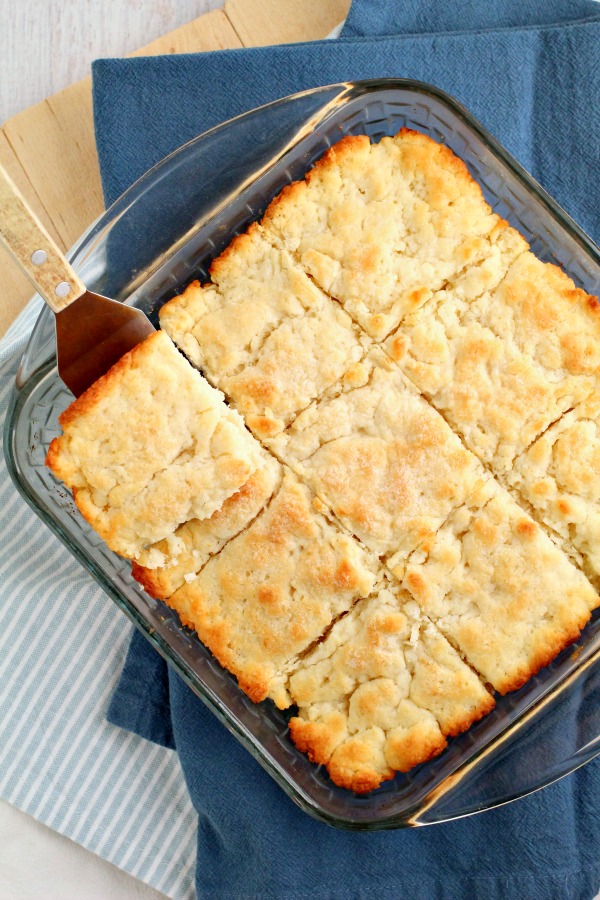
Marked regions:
[0,298,197,900]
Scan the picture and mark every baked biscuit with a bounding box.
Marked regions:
[271,349,485,566]
[287,580,494,793]
[443,221,528,302]
[132,453,282,599]
[469,251,600,375]
[165,473,377,708]
[262,129,521,340]
[397,480,600,694]
[44,128,600,789]
[385,253,600,471]
[507,394,600,589]
[159,223,369,439]
[45,331,262,559]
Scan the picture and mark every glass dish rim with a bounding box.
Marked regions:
[5,76,600,830]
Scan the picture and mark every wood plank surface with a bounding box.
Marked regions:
[3,84,103,251]
[0,0,346,337]
[224,0,350,46]
[1,0,225,121]
[131,8,243,57]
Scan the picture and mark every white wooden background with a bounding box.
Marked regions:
[0,0,221,122]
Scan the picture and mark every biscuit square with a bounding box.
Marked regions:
[271,349,485,564]
[262,129,522,339]
[165,473,378,708]
[46,331,262,559]
[385,253,600,471]
[287,579,494,793]
[397,480,600,694]
[468,251,600,373]
[507,394,600,589]
[132,452,282,599]
[159,223,369,439]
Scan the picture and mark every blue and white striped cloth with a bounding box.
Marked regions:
[0,297,197,899]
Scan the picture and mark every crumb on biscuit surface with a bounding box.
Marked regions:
[287,579,493,792]
[397,480,600,694]
[165,473,377,708]
[46,330,262,558]
[271,348,486,567]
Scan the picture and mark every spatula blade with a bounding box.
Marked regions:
[55,291,155,397]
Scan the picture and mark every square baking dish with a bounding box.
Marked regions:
[6,79,600,829]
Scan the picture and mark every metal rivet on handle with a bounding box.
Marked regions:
[31,249,48,265]
[55,281,71,298]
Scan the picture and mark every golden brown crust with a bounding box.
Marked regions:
[165,473,377,707]
[398,480,600,694]
[328,736,397,794]
[485,253,600,377]
[507,393,600,589]
[495,618,587,694]
[262,128,514,340]
[130,561,165,599]
[45,437,65,480]
[272,348,485,567]
[382,723,447,775]
[45,330,262,559]
[131,453,282,600]
[386,250,599,471]
[288,713,347,767]
[286,580,493,792]
[160,224,370,439]
[263,136,371,224]
[158,278,203,319]
[208,220,264,281]
[55,336,141,430]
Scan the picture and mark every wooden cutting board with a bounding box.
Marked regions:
[0,0,350,337]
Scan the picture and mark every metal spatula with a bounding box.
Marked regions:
[0,164,155,397]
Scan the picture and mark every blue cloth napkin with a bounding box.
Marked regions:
[93,2,600,896]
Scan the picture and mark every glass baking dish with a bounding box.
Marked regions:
[5,79,600,830]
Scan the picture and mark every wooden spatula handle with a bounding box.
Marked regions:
[0,163,86,313]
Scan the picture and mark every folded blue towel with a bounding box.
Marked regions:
[341,0,600,36]
[93,2,600,896]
